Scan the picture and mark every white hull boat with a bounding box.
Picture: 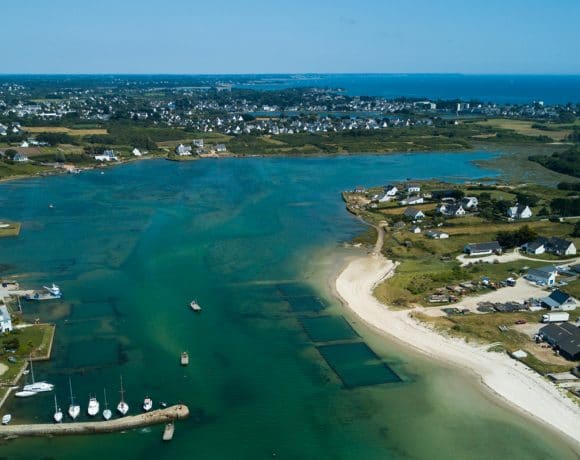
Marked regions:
[15,390,36,398]
[53,395,63,423]
[68,378,80,420]
[143,397,153,412]
[117,375,129,416]
[87,397,99,416]
[2,414,11,425]
[103,388,112,420]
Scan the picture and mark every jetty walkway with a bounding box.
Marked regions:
[0,405,189,439]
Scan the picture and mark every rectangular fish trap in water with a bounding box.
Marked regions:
[300,316,359,342]
[317,342,402,388]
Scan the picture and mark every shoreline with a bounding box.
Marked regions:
[334,250,580,448]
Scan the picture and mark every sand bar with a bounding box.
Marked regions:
[335,252,580,446]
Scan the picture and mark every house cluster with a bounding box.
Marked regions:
[174,140,227,156]
[522,237,577,256]
[94,150,118,162]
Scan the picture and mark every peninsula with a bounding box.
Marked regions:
[338,179,580,446]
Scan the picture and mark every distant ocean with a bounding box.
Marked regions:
[229,74,580,105]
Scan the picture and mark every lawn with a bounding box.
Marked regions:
[23,126,108,136]
[475,119,572,141]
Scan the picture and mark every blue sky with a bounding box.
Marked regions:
[1,0,579,74]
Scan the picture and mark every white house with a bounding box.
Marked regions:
[507,204,533,220]
[384,185,398,197]
[522,240,545,255]
[464,241,502,256]
[426,230,449,239]
[132,148,142,156]
[526,266,557,286]
[175,144,192,156]
[439,203,466,217]
[20,140,29,148]
[193,139,204,148]
[400,196,424,206]
[406,184,421,193]
[215,144,227,153]
[461,196,479,209]
[541,289,576,311]
[410,226,421,234]
[403,207,425,220]
[94,150,118,161]
[546,237,576,256]
[0,305,12,333]
[13,152,29,163]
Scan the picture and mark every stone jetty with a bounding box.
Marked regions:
[0,404,189,439]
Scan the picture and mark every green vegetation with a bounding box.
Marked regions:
[0,324,55,384]
[529,146,580,178]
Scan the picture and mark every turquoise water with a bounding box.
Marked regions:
[0,154,577,459]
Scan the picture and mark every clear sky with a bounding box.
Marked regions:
[1,0,579,74]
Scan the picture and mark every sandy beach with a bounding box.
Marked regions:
[335,251,580,446]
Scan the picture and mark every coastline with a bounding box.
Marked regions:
[334,249,580,448]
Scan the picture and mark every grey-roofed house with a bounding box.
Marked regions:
[546,237,576,256]
[403,207,425,220]
[539,323,580,361]
[507,204,532,220]
[526,266,557,286]
[522,239,545,255]
[542,289,577,311]
[464,241,502,256]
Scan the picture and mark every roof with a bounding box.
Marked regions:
[548,237,573,252]
[548,289,571,305]
[540,323,580,358]
[466,241,501,252]
[527,267,556,279]
[404,207,424,217]
[526,241,544,251]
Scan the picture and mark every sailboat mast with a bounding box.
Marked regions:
[69,378,75,404]
[29,355,35,384]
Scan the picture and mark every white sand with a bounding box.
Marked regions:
[335,252,580,446]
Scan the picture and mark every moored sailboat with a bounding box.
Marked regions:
[143,396,153,412]
[87,395,100,416]
[117,375,129,416]
[102,388,112,421]
[53,395,63,423]
[22,356,53,393]
[68,378,80,420]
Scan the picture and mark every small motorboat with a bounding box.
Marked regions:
[15,390,37,398]
[143,397,153,412]
[180,351,189,366]
[2,414,11,425]
[162,422,175,441]
[159,401,168,408]
[189,300,202,312]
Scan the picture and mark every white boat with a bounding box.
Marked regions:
[14,390,36,398]
[43,283,62,298]
[143,397,153,412]
[87,396,99,416]
[53,395,63,423]
[102,388,112,421]
[190,300,202,312]
[117,376,129,416]
[1,414,11,425]
[68,378,80,420]
[22,357,53,393]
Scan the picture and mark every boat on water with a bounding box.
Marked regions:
[162,422,175,441]
[87,396,100,416]
[68,378,80,420]
[53,395,63,423]
[2,414,11,425]
[190,300,202,312]
[102,388,112,421]
[117,376,129,416]
[25,284,62,301]
[22,357,53,393]
[143,397,153,412]
[14,390,36,398]
[180,351,189,366]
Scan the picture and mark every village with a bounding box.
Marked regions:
[343,179,580,394]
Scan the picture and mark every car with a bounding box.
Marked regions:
[515,320,526,325]
[7,356,17,364]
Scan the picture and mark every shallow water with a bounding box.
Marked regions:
[0,154,577,459]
